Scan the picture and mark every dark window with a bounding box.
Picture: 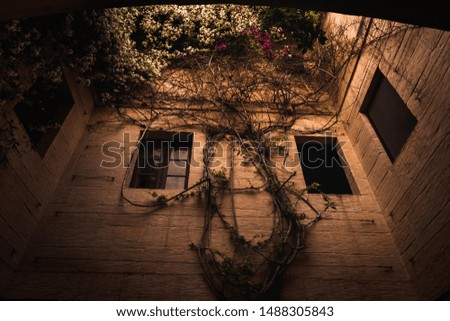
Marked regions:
[296,136,353,194]
[14,76,74,158]
[361,69,417,162]
[130,131,193,189]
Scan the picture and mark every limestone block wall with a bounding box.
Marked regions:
[324,13,450,299]
[0,70,95,292]
[2,108,417,299]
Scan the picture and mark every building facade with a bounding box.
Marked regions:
[0,13,448,300]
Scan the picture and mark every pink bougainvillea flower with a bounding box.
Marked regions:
[215,43,227,51]
[251,27,260,36]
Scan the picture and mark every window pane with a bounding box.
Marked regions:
[152,148,163,161]
[165,176,186,189]
[137,174,158,189]
[138,146,164,174]
[167,160,187,176]
[170,148,190,160]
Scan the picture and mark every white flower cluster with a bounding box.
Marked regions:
[84,5,262,104]
[138,5,259,50]
[269,26,287,42]
[1,5,324,107]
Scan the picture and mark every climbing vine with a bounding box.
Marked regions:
[113,18,410,298]
[115,50,343,299]
[0,5,411,298]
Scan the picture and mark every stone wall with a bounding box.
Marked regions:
[2,108,417,299]
[325,13,450,299]
[0,70,95,292]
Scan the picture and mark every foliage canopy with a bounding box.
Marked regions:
[0,5,326,107]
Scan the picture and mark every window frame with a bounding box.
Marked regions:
[128,131,193,190]
[360,69,417,162]
[295,135,358,195]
